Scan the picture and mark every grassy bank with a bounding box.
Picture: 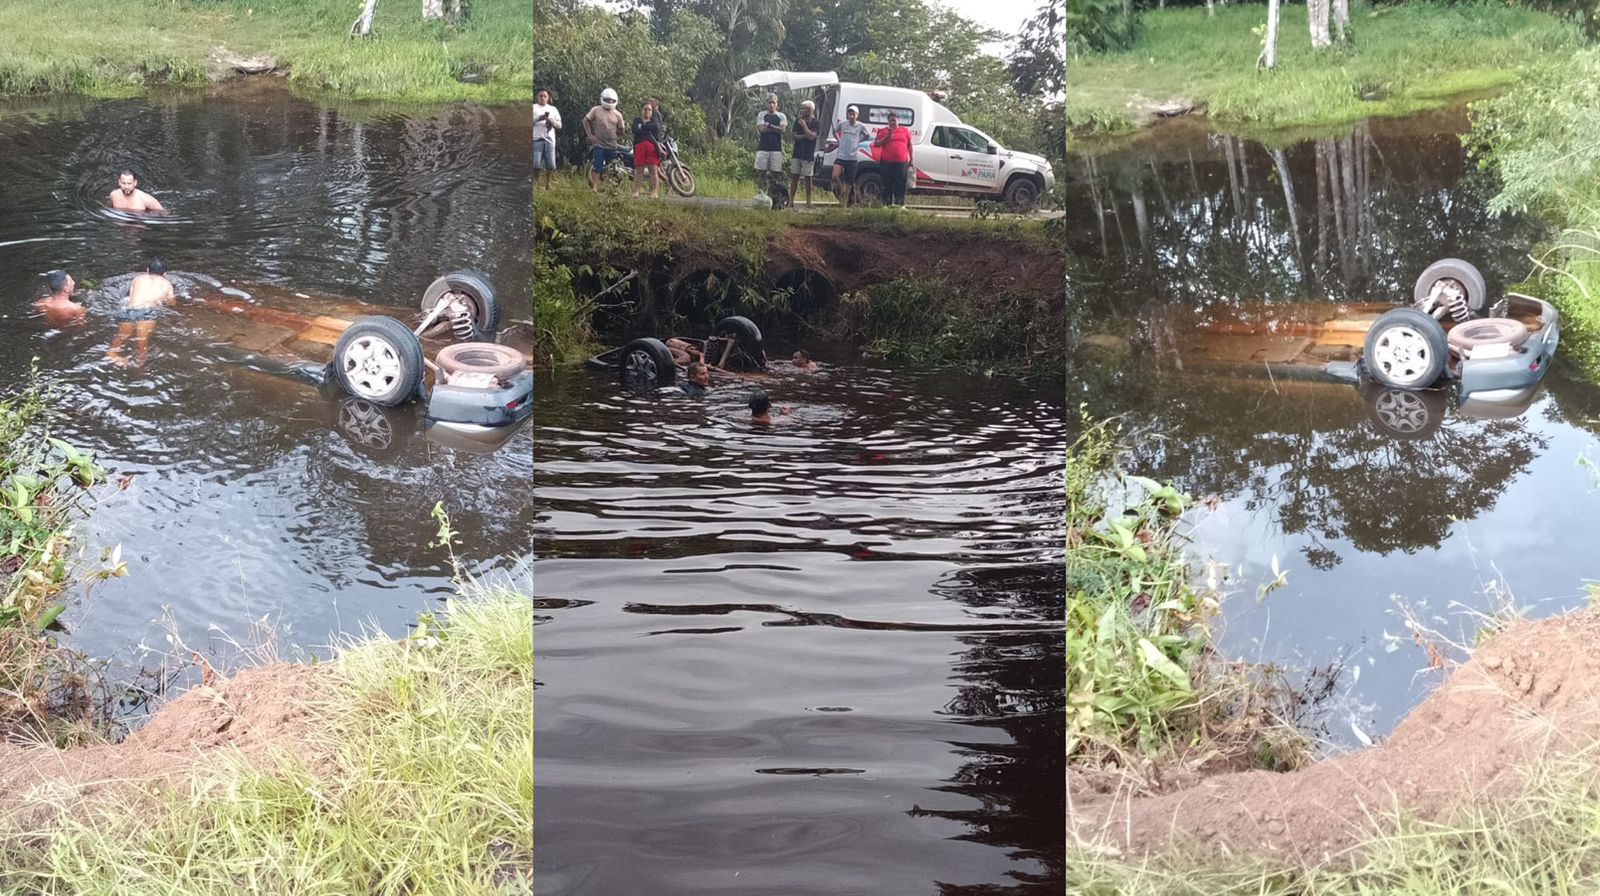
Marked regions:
[1069,3,1577,137]
[1469,49,1600,382]
[0,581,532,893]
[0,376,104,744]
[533,177,1060,372]
[0,0,530,104]
[1067,415,1306,774]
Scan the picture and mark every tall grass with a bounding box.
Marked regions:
[1069,2,1578,135]
[0,582,533,894]
[1067,414,1307,772]
[836,276,1064,374]
[1072,746,1600,895]
[0,0,531,104]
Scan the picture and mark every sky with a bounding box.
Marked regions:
[938,0,1039,47]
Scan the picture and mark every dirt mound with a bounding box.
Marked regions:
[1070,610,1600,864]
[0,663,334,829]
[768,227,1064,306]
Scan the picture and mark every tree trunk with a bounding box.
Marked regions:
[448,0,463,21]
[1332,0,1349,43]
[1257,0,1280,69]
[1206,0,1214,16]
[1131,187,1149,253]
[1272,148,1304,278]
[1308,0,1331,49]
[350,0,379,36]
[423,0,445,20]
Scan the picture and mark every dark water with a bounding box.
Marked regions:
[0,82,531,671]
[1068,109,1600,746]
[532,357,1065,893]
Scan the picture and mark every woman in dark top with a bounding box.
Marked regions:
[631,102,663,199]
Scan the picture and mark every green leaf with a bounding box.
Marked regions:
[1137,637,1192,693]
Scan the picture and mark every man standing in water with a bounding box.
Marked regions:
[33,270,85,326]
[106,258,176,368]
[107,171,166,213]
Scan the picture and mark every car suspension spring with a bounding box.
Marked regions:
[1443,291,1471,323]
[449,301,476,341]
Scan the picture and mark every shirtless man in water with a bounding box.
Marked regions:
[107,171,165,213]
[106,258,176,368]
[33,270,85,326]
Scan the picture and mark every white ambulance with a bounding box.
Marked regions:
[737,70,1056,208]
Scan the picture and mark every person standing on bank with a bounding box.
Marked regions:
[788,100,819,209]
[631,102,663,200]
[533,88,562,191]
[583,87,628,194]
[830,105,871,208]
[754,94,787,196]
[872,111,914,208]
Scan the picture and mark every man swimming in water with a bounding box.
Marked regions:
[107,171,166,213]
[791,349,818,371]
[748,389,792,425]
[681,361,712,396]
[106,258,176,368]
[33,270,85,326]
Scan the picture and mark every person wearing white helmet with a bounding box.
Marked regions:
[582,87,628,193]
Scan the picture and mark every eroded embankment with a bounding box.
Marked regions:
[1071,608,1600,864]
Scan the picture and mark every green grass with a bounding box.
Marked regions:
[1067,414,1307,773]
[0,581,533,894]
[1069,2,1578,139]
[1072,746,1600,896]
[833,276,1065,375]
[0,0,531,104]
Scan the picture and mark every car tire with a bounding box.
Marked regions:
[1446,317,1530,358]
[1414,258,1488,315]
[714,315,766,368]
[420,270,501,340]
[1364,385,1447,442]
[620,337,676,386]
[333,316,425,407]
[332,395,415,460]
[436,342,527,382]
[1364,307,1449,390]
[1002,176,1040,211]
[853,171,884,207]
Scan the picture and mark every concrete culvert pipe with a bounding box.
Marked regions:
[775,268,839,317]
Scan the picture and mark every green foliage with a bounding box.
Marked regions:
[1069,3,1579,135]
[1069,0,1142,55]
[838,276,1062,374]
[1470,49,1600,218]
[0,582,534,894]
[531,225,596,368]
[0,0,532,103]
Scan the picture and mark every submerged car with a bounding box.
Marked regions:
[587,315,768,386]
[1355,258,1559,401]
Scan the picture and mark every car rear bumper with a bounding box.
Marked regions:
[1458,299,1560,400]
[427,370,532,426]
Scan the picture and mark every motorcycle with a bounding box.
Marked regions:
[599,136,697,198]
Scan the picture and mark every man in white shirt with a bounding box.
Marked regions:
[533,88,562,190]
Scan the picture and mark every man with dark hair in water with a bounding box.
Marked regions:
[107,170,165,213]
[681,361,712,397]
[33,270,85,326]
[748,389,792,425]
[106,257,176,367]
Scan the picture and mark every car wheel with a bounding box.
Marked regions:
[333,316,425,407]
[1447,317,1529,359]
[332,395,415,460]
[420,270,501,341]
[1002,176,1039,211]
[436,342,527,382]
[620,337,676,386]
[1364,385,1447,441]
[1414,258,1488,316]
[853,171,884,207]
[1364,307,1448,390]
[714,315,766,368]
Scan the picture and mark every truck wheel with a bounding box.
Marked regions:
[714,316,766,368]
[1414,259,1488,315]
[620,337,676,386]
[437,342,527,382]
[1364,308,1448,390]
[420,270,501,340]
[853,171,884,207]
[1002,176,1040,211]
[333,316,425,407]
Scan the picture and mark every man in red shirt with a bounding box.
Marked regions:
[872,111,914,207]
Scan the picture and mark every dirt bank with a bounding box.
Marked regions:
[0,663,332,830]
[1071,608,1600,864]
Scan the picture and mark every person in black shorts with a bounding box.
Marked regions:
[830,105,871,208]
[788,100,819,209]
